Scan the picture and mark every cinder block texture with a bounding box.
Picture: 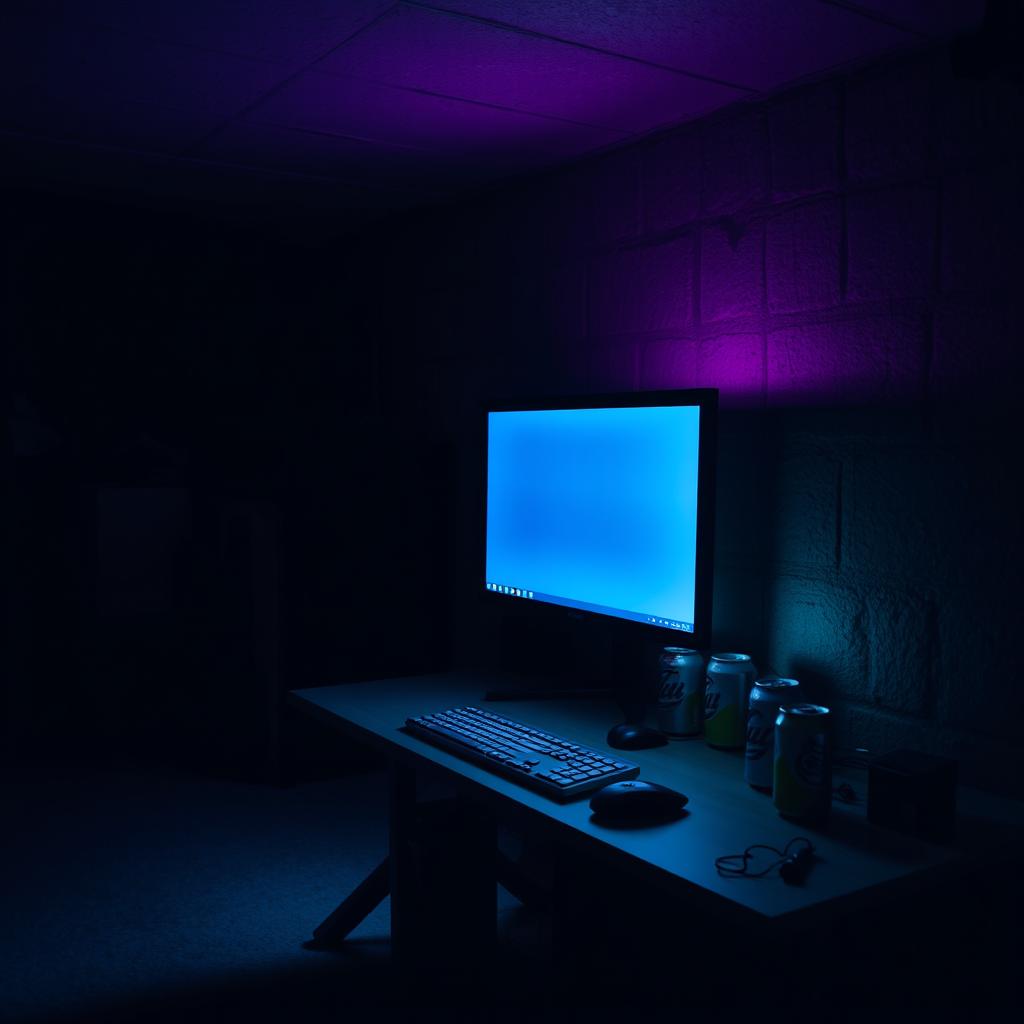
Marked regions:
[945,447,1023,595]
[769,451,839,572]
[931,301,1023,400]
[765,578,868,705]
[642,127,702,234]
[864,588,932,716]
[584,341,638,392]
[639,337,696,391]
[935,591,1018,743]
[579,148,641,245]
[589,235,694,336]
[700,220,763,323]
[711,568,765,651]
[767,315,925,406]
[846,59,933,183]
[934,65,1024,172]
[941,161,1024,296]
[769,83,840,200]
[842,447,963,589]
[696,333,763,403]
[702,110,769,216]
[846,186,937,302]
[766,199,842,314]
[714,420,771,566]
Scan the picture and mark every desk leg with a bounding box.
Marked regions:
[311,857,390,946]
[388,763,418,968]
[389,764,496,975]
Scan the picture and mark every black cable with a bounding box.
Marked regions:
[715,836,814,879]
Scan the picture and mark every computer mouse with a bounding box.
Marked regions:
[607,722,667,750]
[589,780,689,824]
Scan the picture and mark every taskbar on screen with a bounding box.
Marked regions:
[484,582,693,632]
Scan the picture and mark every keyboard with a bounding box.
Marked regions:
[404,706,640,800]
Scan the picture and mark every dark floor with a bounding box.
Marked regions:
[0,760,557,1023]
[2,757,1019,1022]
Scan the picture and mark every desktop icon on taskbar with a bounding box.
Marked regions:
[486,582,535,598]
[647,616,693,631]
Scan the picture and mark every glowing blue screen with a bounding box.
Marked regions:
[485,405,700,632]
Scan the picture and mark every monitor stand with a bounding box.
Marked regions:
[482,619,657,723]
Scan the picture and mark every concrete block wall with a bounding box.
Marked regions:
[362,43,1023,794]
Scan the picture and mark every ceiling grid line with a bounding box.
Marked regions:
[401,0,760,92]
[0,1,984,231]
[174,3,405,161]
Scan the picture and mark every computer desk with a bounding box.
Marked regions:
[289,670,1024,972]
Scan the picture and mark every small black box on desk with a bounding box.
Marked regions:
[868,750,958,843]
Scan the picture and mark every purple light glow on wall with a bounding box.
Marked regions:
[637,337,764,407]
[584,319,930,410]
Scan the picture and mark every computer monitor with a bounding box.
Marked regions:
[484,389,717,650]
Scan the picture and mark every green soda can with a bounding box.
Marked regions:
[745,678,802,790]
[773,704,832,821]
[704,653,757,749]
[656,647,705,736]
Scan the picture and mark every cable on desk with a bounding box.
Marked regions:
[715,836,815,883]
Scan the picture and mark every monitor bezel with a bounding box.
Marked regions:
[482,388,718,650]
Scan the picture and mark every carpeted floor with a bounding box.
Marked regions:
[0,761,543,1023]
[6,759,1017,1021]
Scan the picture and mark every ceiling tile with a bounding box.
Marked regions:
[424,0,919,90]
[249,71,630,164]
[0,16,289,121]
[316,4,746,132]
[19,1,397,68]
[0,1,985,230]
[822,1,985,36]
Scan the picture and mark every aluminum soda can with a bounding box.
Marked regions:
[773,704,832,821]
[704,653,757,749]
[656,647,705,736]
[745,678,802,790]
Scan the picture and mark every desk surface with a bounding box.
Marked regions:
[291,671,1024,926]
